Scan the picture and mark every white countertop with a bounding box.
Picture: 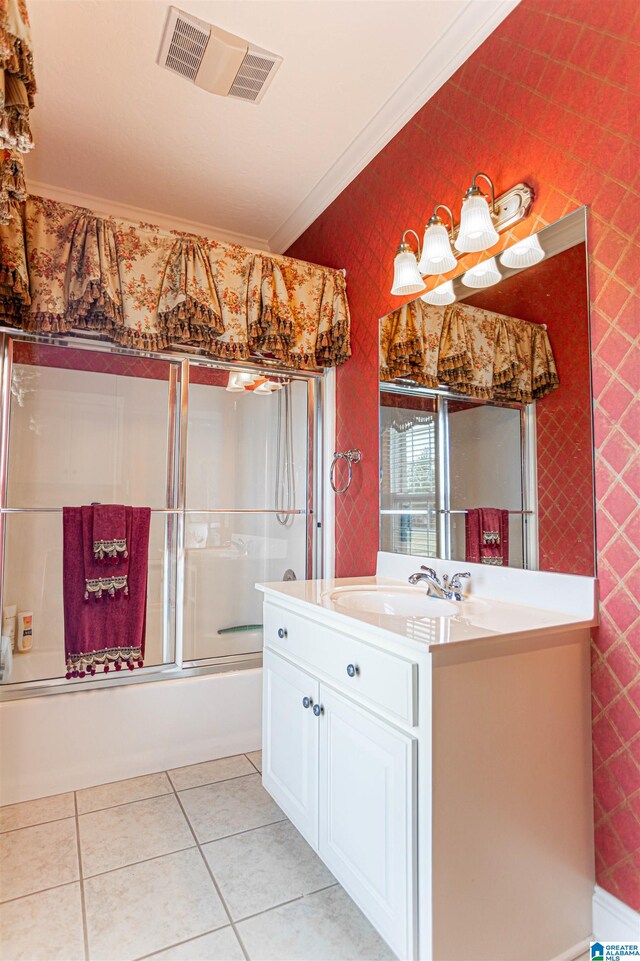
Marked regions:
[256,573,598,653]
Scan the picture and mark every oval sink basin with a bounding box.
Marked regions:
[324,585,456,618]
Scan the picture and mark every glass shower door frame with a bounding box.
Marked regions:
[0,330,324,699]
[176,363,320,672]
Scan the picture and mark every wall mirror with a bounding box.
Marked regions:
[379,208,595,576]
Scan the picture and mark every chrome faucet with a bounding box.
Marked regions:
[408,566,471,601]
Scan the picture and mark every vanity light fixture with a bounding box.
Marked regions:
[455,172,500,253]
[500,233,545,269]
[390,230,425,296]
[390,176,533,295]
[462,256,501,288]
[417,205,457,275]
[226,371,284,393]
[421,280,456,306]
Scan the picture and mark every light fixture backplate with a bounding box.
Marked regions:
[450,182,534,249]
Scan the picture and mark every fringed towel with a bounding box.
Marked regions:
[465,508,509,567]
[92,503,128,561]
[63,505,151,678]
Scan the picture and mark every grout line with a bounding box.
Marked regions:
[234,881,340,926]
[0,811,78,836]
[199,817,289,847]
[76,789,174,819]
[0,877,82,907]
[73,793,90,961]
[131,923,234,961]
[169,773,252,961]
[82,843,198,882]
[172,770,259,795]
[244,752,262,775]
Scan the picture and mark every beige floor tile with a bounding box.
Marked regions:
[0,792,75,833]
[0,817,79,902]
[84,848,228,961]
[168,754,254,792]
[179,773,283,844]
[246,751,262,773]
[203,819,334,920]
[79,793,194,878]
[76,772,172,814]
[144,927,245,961]
[0,882,85,961]
[236,885,396,961]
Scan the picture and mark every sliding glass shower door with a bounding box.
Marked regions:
[183,368,310,663]
[0,334,319,694]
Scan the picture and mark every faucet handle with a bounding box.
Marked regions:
[420,565,437,577]
[448,571,471,590]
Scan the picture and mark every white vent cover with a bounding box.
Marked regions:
[157,6,282,104]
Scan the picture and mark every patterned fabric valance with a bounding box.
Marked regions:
[0,195,351,368]
[0,0,35,224]
[379,299,559,404]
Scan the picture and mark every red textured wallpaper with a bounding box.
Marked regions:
[466,243,594,575]
[12,342,230,388]
[287,0,640,911]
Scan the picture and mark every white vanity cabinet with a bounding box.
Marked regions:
[262,604,418,960]
[259,558,597,961]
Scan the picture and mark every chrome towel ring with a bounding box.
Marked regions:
[330,448,362,494]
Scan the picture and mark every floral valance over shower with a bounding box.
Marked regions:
[0,195,351,368]
[0,0,36,224]
[380,298,559,404]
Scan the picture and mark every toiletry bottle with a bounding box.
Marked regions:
[16,612,33,652]
[2,605,16,652]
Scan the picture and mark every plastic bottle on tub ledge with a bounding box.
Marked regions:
[16,612,33,652]
[1,605,16,652]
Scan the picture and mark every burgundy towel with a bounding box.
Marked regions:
[63,506,151,678]
[92,504,128,561]
[465,508,509,566]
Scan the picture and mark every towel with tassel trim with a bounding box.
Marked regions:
[92,503,128,561]
[465,508,510,567]
[62,506,150,678]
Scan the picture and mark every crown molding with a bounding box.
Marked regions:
[268,0,520,254]
[26,181,272,251]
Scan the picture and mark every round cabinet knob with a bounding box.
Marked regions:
[313,703,323,717]
[302,696,311,709]
[277,627,287,639]
[346,663,359,678]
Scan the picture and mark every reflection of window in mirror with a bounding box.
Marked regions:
[379,209,596,576]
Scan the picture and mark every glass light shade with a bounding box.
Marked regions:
[226,372,246,392]
[462,257,501,289]
[499,234,545,269]
[391,250,425,296]
[421,281,456,306]
[417,224,457,275]
[455,195,499,253]
[253,380,278,394]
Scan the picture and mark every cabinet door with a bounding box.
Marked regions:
[318,687,416,960]
[262,649,320,848]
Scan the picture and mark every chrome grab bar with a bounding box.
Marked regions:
[330,448,362,494]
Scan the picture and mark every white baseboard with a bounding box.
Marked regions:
[593,885,640,942]
[552,938,591,961]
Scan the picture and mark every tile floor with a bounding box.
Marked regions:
[0,752,395,961]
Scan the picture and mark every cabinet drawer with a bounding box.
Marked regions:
[264,604,417,726]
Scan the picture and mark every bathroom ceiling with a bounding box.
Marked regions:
[25,0,517,251]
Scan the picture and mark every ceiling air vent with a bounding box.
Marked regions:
[157,6,282,104]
